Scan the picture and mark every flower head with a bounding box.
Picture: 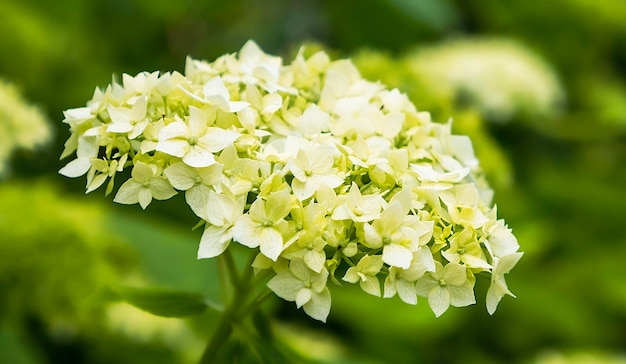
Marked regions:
[0,79,51,176]
[59,40,522,321]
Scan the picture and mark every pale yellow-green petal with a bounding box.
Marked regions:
[448,284,476,308]
[428,286,451,317]
[303,287,331,322]
[396,279,417,305]
[149,178,177,200]
[198,225,232,259]
[258,227,284,261]
[232,215,261,248]
[137,188,152,209]
[382,243,412,269]
[113,180,141,205]
[342,267,360,284]
[359,276,381,297]
[295,288,313,308]
[164,162,197,190]
[267,272,302,301]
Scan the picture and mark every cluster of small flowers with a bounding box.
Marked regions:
[60,41,522,321]
[404,38,565,122]
[0,79,51,175]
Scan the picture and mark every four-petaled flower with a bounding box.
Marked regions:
[267,259,332,322]
[157,106,240,167]
[416,261,476,317]
[285,144,344,201]
[233,189,293,261]
[113,161,177,209]
[164,162,222,217]
[331,182,385,223]
[384,246,436,305]
[106,95,149,139]
[343,255,384,296]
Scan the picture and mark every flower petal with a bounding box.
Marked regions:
[267,272,302,301]
[258,228,284,261]
[232,215,260,248]
[164,162,196,190]
[359,277,381,297]
[198,225,232,259]
[295,288,312,308]
[303,287,331,322]
[428,286,451,317]
[113,180,141,205]
[397,279,418,305]
[382,243,412,269]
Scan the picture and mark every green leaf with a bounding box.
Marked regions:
[114,286,220,318]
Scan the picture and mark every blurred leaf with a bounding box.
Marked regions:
[107,208,220,296]
[114,286,217,318]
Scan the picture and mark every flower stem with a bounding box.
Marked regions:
[199,251,261,363]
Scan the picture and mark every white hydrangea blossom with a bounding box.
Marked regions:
[404,38,565,122]
[60,40,522,321]
[0,79,51,176]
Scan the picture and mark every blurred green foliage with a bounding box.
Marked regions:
[1,0,626,363]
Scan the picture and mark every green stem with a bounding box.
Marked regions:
[199,302,235,364]
[239,288,273,319]
[223,249,240,288]
[199,251,260,363]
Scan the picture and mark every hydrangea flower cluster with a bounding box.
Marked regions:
[403,38,565,122]
[60,41,522,321]
[0,79,51,176]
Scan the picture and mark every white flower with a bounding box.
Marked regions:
[267,259,331,322]
[331,182,385,223]
[232,189,292,261]
[59,136,99,178]
[416,262,476,317]
[290,104,331,138]
[198,191,245,259]
[285,143,344,201]
[343,255,384,297]
[405,37,565,122]
[439,183,488,228]
[113,161,176,209]
[363,189,433,268]
[231,40,285,93]
[163,162,222,217]
[482,207,520,258]
[384,246,436,305]
[156,106,240,167]
[442,227,492,270]
[106,95,149,139]
[486,252,523,315]
[200,76,249,112]
[85,156,126,195]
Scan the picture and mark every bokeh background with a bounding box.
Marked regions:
[2,0,626,363]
